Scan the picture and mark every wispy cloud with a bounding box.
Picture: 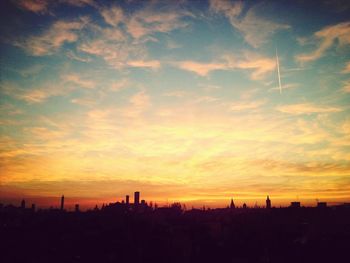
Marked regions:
[127,60,161,70]
[176,61,226,76]
[16,0,49,14]
[66,50,91,62]
[16,18,88,56]
[296,22,350,62]
[342,81,350,93]
[210,0,290,47]
[110,79,129,92]
[16,0,96,14]
[1,81,67,103]
[233,53,276,80]
[100,5,124,27]
[342,61,350,73]
[62,73,95,89]
[269,83,299,92]
[175,52,276,79]
[125,8,191,40]
[276,103,343,115]
[229,100,266,112]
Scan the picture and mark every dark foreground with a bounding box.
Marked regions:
[1,205,350,263]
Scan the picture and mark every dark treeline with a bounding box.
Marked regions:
[1,202,350,263]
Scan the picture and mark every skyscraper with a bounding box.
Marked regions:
[21,199,25,209]
[230,198,235,209]
[266,195,271,209]
[60,195,64,210]
[134,191,140,205]
[126,195,130,205]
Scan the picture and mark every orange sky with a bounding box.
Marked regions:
[1,0,350,208]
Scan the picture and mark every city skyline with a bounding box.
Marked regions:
[1,0,350,208]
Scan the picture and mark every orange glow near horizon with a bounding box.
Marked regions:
[1,0,350,207]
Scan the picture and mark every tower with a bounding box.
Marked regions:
[230,198,235,209]
[75,204,80,212]
[21,199,25,209]
[126,195,130,205]
[134,191,140,205]
[266,195,271,209]
[60,195,64,210]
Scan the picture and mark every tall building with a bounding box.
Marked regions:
[21,199,25,209]
[230,198,235,209]
[290,201,300,208]
[317,202,327,208]
[60,195,64,210]
[126,195,130,205]
[75,204,80,212]
[266,195,271,209]
[134,191,140,205]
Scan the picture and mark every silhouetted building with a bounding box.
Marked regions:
[266,195,271,209]
[21,199,25,209]
[230,198,235,209]
[317,202,327,208]
[60,195,64,210]
[75,204,80,212]
[134,191,140,205]
[126,195,130,205]
[290,202,300,208]
[243,203,247,209]
[31,204,36,212]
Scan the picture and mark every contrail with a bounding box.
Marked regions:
[276,48,282,94]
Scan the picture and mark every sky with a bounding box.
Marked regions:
[1,0,350,209]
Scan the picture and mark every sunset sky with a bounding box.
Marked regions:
[1,0,350,209]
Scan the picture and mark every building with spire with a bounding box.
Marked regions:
[230,198,235,209]
[60,195,64,210]
[21,199,25,209]
[266,195,271,209]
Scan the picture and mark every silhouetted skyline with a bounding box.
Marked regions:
[1,0,350,206]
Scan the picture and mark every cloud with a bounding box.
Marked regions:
[210,0,290,47]
[163,90,189,97]
[16,0,49,14]
[16,18,88,56]
[175,53,276,79]
[66,50,91,62]
[18,64,44,77]
[62,73,95,89]
[268,83,299,92]
[118,89,151,118]
[176,61,226,76]
[296,22,350,62]
[342,81,350,93]
[125,9,190,39]
[1,81,67,103]
[61,0,96,7]
[229,100,266,112]
[342,61,350,73]
[233,54,276,80]
[276,103,342,115]
[100,6,124,27]
[110,79,129,92]
[127,60,161,70]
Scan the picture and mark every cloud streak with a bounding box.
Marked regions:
[210,0,290,47]
[296,22,350,62]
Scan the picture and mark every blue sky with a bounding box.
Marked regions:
[1,0,350,208]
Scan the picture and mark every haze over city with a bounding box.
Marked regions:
[1,0,350,209]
